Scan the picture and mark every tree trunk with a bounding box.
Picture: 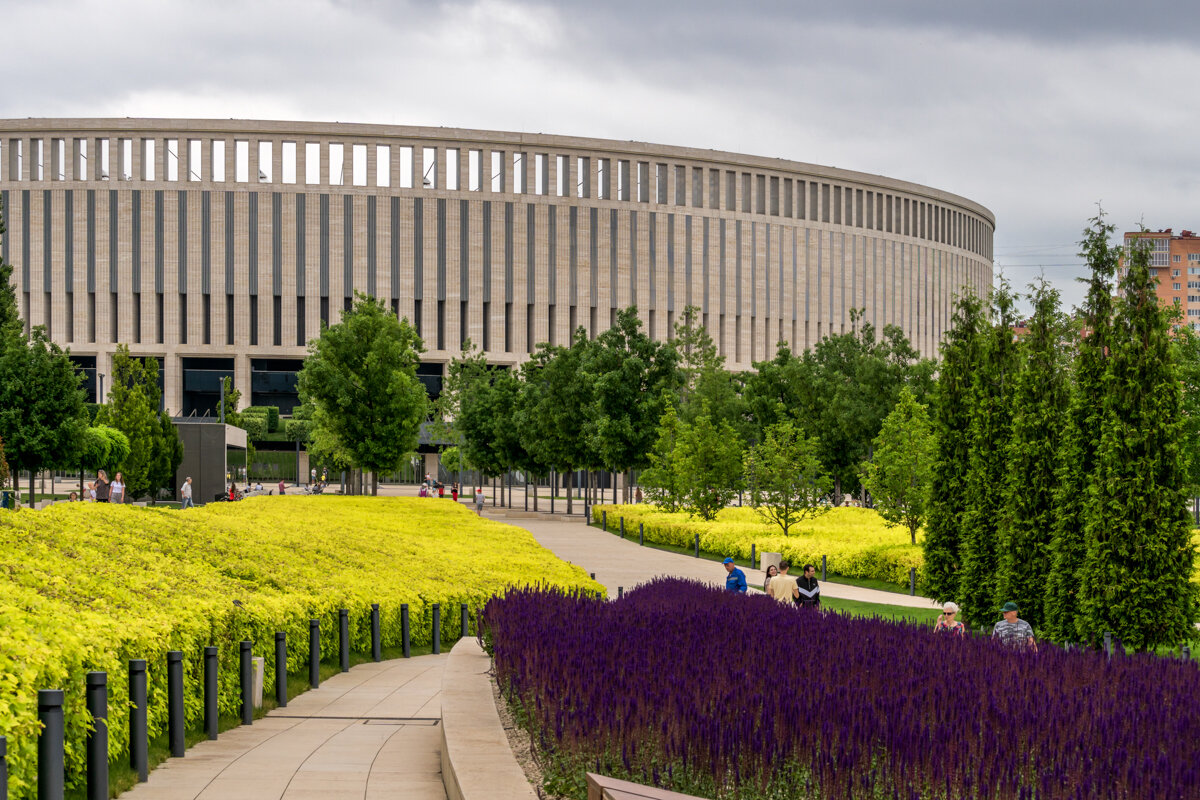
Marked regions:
[29,471,35,508]
[567,469,574,515]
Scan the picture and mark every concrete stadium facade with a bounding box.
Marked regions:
[0,118,994,416]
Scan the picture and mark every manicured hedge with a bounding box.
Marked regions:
[0,497,598,798]
[593,504,924,588]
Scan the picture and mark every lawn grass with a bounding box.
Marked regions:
[820,596,942,625]
[65,641,449,799]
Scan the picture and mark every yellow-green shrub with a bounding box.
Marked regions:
[0,497,599,798]
[592,504,924,587]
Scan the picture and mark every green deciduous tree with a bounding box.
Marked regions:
[995,278,1072,630]
[96,347,182,501]
[1044,212,1120,642]
[587,308,681,497]
[673,305,720,398]
[517,330,594,512]
[958,283,1020,627]
[217,376,241,425]
[0,328,88,504]
[745,420,831,535]
[675,407,743,521]
[641,400,744,520]
[924,293,986,606]
[296,293,429,492]
[860,387,936,545]
[1076,235,1200,651]
[80,425,131,475]
[640,403,685,513]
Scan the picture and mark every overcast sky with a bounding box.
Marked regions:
[4,0,1197,313]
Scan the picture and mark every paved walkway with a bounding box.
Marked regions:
[485,510,939,610]
[119,655,448,800]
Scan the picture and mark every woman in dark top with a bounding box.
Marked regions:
[95,470,110,502]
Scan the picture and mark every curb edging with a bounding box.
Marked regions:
[441,637,538,800]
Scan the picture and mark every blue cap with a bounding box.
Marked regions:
[722,557,734,564]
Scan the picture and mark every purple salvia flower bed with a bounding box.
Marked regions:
[481,578,1200,800]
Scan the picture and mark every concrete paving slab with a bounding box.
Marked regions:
[118,654,448,800]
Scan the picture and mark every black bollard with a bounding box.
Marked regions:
[432,604,442,654]
[750,544,756,569]
[461,603,469,638]
[129,659,148,782]
[1104,631,1113,660]
[401,604,411,658]
[39,689,65,800]
[639,522,644,546]
[275,632,288,707]
[620,517,625,539]
[86,672,107,800]
[204,647,218,740]
[240,641,253,725]
[167,651,184,757]
[339,609,349,673]
[371,604,381,662]
[909,568,916,596]
[309,619,321,688]
[694,534,699,558]
[821,555,827,582]
[602,510,607,531]
[618,586,624,599]
[1,736,7,800]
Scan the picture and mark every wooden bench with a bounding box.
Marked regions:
[587,773,705,800]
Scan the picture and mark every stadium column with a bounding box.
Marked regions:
[235,354,251,414]
[164,355,182,416]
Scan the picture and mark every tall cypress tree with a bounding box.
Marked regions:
[1077,235,1200,651]
[923,293,986,605]
[995,278,1071,630]
[958,283,1019,628]
[1044,213,1119,641]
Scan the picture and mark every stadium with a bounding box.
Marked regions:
[0,118,994,415]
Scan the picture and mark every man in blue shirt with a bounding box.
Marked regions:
[723,557,747,593]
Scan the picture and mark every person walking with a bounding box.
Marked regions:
[438,482,445,498]
[88,480,97,502]
[474,487,485,515]
[795,564,821,608]
[452,482,459,503]
[310,467,317,486]
[278,479,286,495]
[109,472,126,505]
[767,562,799,604]
[180,477,194,509]
[992,602,1037,652]
[722,557,747,593]
[94,470,110,503]
[934,602,966,636]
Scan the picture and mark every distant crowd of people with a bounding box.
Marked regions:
[723,558,1038,651]
[420,474,486,515]
[60,469,129,503]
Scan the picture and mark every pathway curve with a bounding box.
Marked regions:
[118,655,448,800]
[488,510,939,610]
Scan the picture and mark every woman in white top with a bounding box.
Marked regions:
[110,472,126,504]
